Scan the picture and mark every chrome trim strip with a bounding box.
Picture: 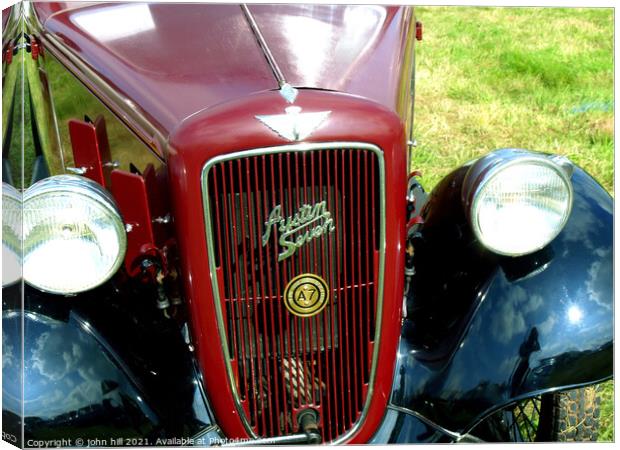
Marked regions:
[221,433,314,446]
[201,142,386,443]
[191,425,225,444]
[240,4,287,88]
[386,405,462,441]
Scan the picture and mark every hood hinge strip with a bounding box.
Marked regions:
[240,4,287,88]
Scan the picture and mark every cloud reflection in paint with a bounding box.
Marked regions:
[17,313,120,419]
[490,286,544,344]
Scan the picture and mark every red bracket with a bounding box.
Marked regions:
[407,215,424,230]
[111,164,171,276]
[111,169,155,276]
[69,115,114,188]
[415,21,423,41]
[3,43,13,65]
[30,35,40,60]
[69,115,171,277]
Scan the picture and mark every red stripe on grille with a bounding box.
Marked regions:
[206,147,381,442]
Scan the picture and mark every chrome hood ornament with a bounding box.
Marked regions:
[256,107,331,142]
[279,83,298,103]
[256,83,330,141]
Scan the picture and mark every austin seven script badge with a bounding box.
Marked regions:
[283,273,329,318]
[262,201,336,261]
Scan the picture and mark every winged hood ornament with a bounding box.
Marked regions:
[256,84,331,141]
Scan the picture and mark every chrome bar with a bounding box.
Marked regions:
[240,4,287,87]
[220,433,316,446]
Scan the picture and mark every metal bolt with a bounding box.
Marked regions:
[66,167,88,175]
[153,214,171,224]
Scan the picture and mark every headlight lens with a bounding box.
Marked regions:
[466,151,573,256]
[23,175,126,294]
[3,183,22,287]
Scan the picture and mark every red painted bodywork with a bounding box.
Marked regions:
[34,2,414,442]
[68,115,113,187]
[30,35,41,59]
[168,89,407,442]
[38,3,413,140]
[2,7,10,32]
[110,164,172,276]
[2,6,14,65]
[416,21,424,41]
[111,168,154,276]
[247,4,413,116]
[3,43,12,65]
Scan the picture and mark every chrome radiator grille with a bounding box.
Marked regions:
[202,143,384,442]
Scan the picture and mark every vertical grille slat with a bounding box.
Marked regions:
[364,152,371,381]
[322,149,335,442]
[297,153,309,407]
[340,149,353,428]
[205,145,383,442]
[253,156,276,435]
[222,182,241,378]
[332,150,346,436]
[350,149,361,420]
[243,159,267,432]
[228,161,252,405]
[269,154,290,435]
[236,159,257,424]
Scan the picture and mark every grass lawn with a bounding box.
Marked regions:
[412,7,613,192]
[412,6,613,441]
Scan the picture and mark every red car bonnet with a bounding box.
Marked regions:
[40,2,412,148]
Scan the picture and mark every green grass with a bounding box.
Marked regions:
[39,52,161,176]
[412,6,613,441]
[412,7,613,193]
[598,381,614,441]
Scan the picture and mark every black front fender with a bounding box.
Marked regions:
[3,281,221,445]
[392,161,613,434]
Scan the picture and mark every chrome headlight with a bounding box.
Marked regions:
[23,175,126,294]
[463,149,573,256]
[3,183,22,287]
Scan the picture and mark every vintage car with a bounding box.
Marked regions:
[2,1,613,446]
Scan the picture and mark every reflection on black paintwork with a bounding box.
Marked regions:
[13,279,218,443]
[368,408,452,443]
[3,309,161,440]
[393,167,613,434]
[2,306,23,447]
[510,327,540,396]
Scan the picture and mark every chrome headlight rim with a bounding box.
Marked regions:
[23,175,127,295]
[464,149,574,257]
[23,175,120,212]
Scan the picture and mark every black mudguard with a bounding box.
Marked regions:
[2,281,219,446]
[391,163,613,434]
